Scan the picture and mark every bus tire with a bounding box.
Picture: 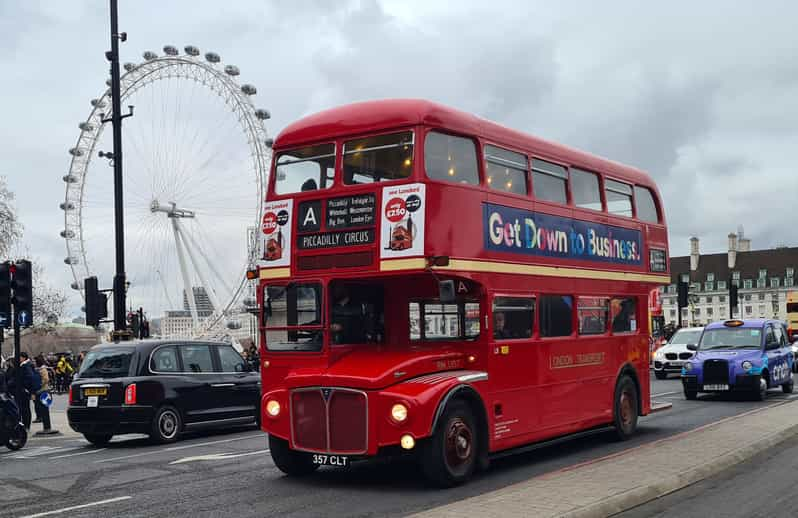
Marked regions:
[420,400,477,487]
[269,434,318,476]
[612,375,638,441]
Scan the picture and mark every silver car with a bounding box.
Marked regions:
[653,327,704,379]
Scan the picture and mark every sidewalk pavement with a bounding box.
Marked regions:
[414,400,798,518]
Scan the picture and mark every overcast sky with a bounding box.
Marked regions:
[2,0,797,318]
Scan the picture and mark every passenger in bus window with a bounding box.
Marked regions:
[494,311,514,339]
[330,285,364,344]
[301,178,318,191]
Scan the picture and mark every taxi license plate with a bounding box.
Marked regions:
[311,454,349,467]
[704,384,729,391]
[84,387,107,396]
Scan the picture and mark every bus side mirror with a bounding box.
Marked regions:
[686,344,697,351]
[439,280,456,304]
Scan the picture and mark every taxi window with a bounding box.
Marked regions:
[773,325,786,345]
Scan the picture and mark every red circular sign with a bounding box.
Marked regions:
[385,197,407,223]
[262,212,277,234]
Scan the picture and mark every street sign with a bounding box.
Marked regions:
[39,391,53,408]
[17,310,30,327]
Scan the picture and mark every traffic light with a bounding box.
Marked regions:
[12,260,32,327]
[0,262,10,329]
[677,281,689,308]
[84,276,107,327]
[730,283,739,311]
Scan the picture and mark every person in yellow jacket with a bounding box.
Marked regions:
[55,356,74,394]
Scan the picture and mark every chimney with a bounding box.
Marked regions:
[690,236,700,272]
[728,233,737,269]
[738,238,751,252]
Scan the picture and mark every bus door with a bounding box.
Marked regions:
[488,294,539,442]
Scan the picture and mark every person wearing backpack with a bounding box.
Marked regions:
[17,352,40,430]
[32,356,55,434]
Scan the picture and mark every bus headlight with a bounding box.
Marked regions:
[742,361,753,371]
[266,400,281,417]
[684,362,693,372]
[391,403,408,423]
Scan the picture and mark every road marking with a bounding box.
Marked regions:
[10,447,83,459]
[170,448,269,465]
[51,448,107,459]
[94,432,262,464]
[20,496,132,518]
[652,391,681,397]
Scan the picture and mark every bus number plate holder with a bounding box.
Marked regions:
[312,454,348,467]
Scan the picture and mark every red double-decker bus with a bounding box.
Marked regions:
[257,99,670,486]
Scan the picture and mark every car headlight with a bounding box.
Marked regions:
[684,362,693,372]
[655,349,665,359]
[391,403,408,423]
[266,400,281,417]
[742,361,753,371]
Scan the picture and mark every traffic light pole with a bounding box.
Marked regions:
[13,303,21,418]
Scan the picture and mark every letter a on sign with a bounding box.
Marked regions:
[303,206,317,226]
[458,281,468,293]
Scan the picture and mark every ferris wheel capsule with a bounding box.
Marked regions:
[62,174,78,183]
[78,122,94,131]
[59,202,75,211]
[90,99,106,108]
[123,62,136,72]
[205,52,221,64]
[224,65,240,76]
[69,148,83,157]
[60,229,75,238]
[143,51,158,61]
[255,109,270,120]
[184,45,200,56]
[241,84,257,95]
[163,45,179,56]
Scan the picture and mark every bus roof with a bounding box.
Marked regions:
[274,99,657,189]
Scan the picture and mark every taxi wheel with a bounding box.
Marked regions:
[83,433,113,446]
[613,375,638,441]
[269,434,318,476]
[420,400,477,487]
[654,371,667,380]
[754,376,768,401]
[782,378,794,394]
[150,405,182,444]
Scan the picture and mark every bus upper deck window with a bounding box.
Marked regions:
[531,159,568,204]
[485,145,528,196]
[634,186,660,223]
[343,132,414,185]
[424,132,479,185]
[570,168,602,211]
[605,179,633,217]
[274,143,335,195]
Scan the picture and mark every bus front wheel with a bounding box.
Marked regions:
[420,400,477,487]
[612,375,639,441]
[269,434,318,476]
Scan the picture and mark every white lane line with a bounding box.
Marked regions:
[20,496,132,518]
[51,448,107,459]
[11,447,84,459]
[652,391,681,397]
[94,432,262,464]
[170,448,269,465]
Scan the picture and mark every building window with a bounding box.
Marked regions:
[611,297,637,333]
[485,145,528,195]
[704,296,712,304]
[424,132,479,185]
[681,308,688,318]
[744,294,752,301]
[668,284,677,294]
[758,293,766,301]
[719,295,726,303]
[705,282,714,292]
[732,271,741,281]
[680,274,689,283]
[758,304,766,316]
[772,302,780,314]
[757,278,766,288]
[706,273,715,282]
[745,306,752,315]
[669,309,676,318]
[570,168,602,211]
[605,179,633,217]
[531,159,568,204]
[691,283,701,293]
[771,277,781,288]
[719,307,726,316]
[786,276,795,287]
[539,295,573,337]
[633,185,659,223]
[717,280,727,290]
[744,279,753,289]
[577,297,609,335]
[694,308,701,316]
[706,307,713,317]
[787,267,794,277]
[759,269,767,279]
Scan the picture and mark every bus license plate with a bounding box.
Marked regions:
[311,454,348,467]
[704,384,729,391]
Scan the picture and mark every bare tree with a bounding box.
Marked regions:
[0,176,23,257]
[32,261,68,326]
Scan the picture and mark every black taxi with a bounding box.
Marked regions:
[67,340,260,445]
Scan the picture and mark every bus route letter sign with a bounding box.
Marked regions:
[483,203,642,266]
[258,199,293,268]
[380,183,425,259]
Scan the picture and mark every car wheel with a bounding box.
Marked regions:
[269,434,318,476]
[420,400,478,487]
[782,378,794,394]
[613,375,639,441]
[83,433,113,446]
[150,405,182,444]
[654,370,667,380]
[755,376,768,401]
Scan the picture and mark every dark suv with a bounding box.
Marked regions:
[67,340,260,445]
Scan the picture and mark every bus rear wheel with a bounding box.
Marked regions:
[612,375,639,441]
[420,400,477,487]
[269,434,318,476]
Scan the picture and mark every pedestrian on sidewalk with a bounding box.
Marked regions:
[17,352,39,430]
[32,356,56,434]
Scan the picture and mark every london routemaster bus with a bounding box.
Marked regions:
[256,99,671,486]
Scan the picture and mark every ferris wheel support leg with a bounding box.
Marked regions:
[175,222,226,326]
[171,217,200,329]
[180,227,236,304]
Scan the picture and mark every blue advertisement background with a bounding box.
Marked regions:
[483,203,642,266]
